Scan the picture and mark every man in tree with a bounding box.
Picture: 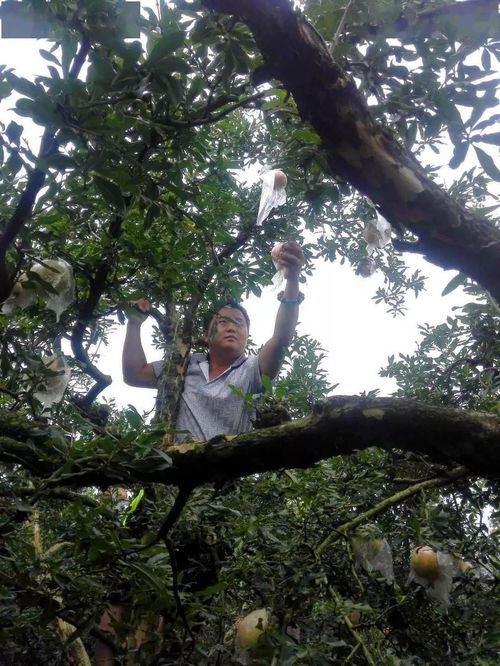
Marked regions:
[122,241,305,440]
[101,244,304,664]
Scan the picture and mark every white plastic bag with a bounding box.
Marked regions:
[1,275,37,313]
[256,169,287,225]
[31,259,75,321]
[408,546,454,609]
[1,258,74,321]
[363,211,392,256]
[270,242,286,290]
[351,533,395,583]
[34,354,71,410]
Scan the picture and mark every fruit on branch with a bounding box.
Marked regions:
[235,608,270,652]
[410,545,440,582]
[456,557,475,576]
[346,610,361,626]
[270,242,284,261]
[273,169,287,189]
[356,256,376,277]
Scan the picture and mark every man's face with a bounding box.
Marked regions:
[205,307,248,357]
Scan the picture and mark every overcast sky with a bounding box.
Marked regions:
[1,1,492,416]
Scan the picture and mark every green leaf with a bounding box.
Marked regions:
[186,75,205,103]
[163,76,184,106]
[61,36,77,77]
[25,270,60,294]
[39,49,60,65]
[144,203,160,229]
[481,48,491,71]
[441,273,467,297]
[121,489,144,525]
[473,114,500,132]
[449,142,469,169]
[46,153,76,171]
[160,55,191,75]
[9,75,40,99]
[474,145,500,181]
[124,405,143,429]
[152,448,172,466]
[261,374,273,394]
[470,132,500,146]
[16,96,55,125]
[148,30,186,63]
[6,151,23,176]
[15,98,36,117]
[47,66,60,80]
[125,561,167,596]
[195,581,229,597]
[0,80,13,99]
[93,175,126,210]
[6,120,23,145]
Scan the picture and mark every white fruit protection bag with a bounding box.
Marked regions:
[33,259,75,322]
[270,241,286,290]
[34,354,71,410]
[256,169,287,226]
[408,549,455,608]
[1,258,75,321]
[352,537,395,584]
[256,169,289,290]
[363,211,392,256]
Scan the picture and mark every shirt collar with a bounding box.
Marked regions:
[194,352,248,370]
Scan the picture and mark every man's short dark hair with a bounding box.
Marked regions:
[202,300,250,333]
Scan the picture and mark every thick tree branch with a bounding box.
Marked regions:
[202,0,500,302]
[71,214,123,403]
[1,398,498,489]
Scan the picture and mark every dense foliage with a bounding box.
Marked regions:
[0,1,498,664]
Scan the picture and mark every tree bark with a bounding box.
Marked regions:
[203,0,500,302]
[1,397,498,488]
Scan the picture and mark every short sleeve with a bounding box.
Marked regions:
[247,354,263,394]
[151,360,164,378]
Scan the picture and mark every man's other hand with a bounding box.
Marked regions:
[275,241,305,279]
[126,298,150,326]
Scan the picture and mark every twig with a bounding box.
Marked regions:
[330,0,354,55]
[70,214,123,403]
[315,466,468,556]
[328,585,377,666]
[157,485,194,542]
[345,642,360,662]
[157,91,269,128]
[165,536,196,644]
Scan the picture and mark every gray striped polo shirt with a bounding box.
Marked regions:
[152,352,262,442]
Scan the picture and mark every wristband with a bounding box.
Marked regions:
[277,291,304,305]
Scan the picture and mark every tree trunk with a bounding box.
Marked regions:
[154,299,190,434]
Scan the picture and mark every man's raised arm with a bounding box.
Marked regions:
[122,298,158,388]
[258,242,305,380]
